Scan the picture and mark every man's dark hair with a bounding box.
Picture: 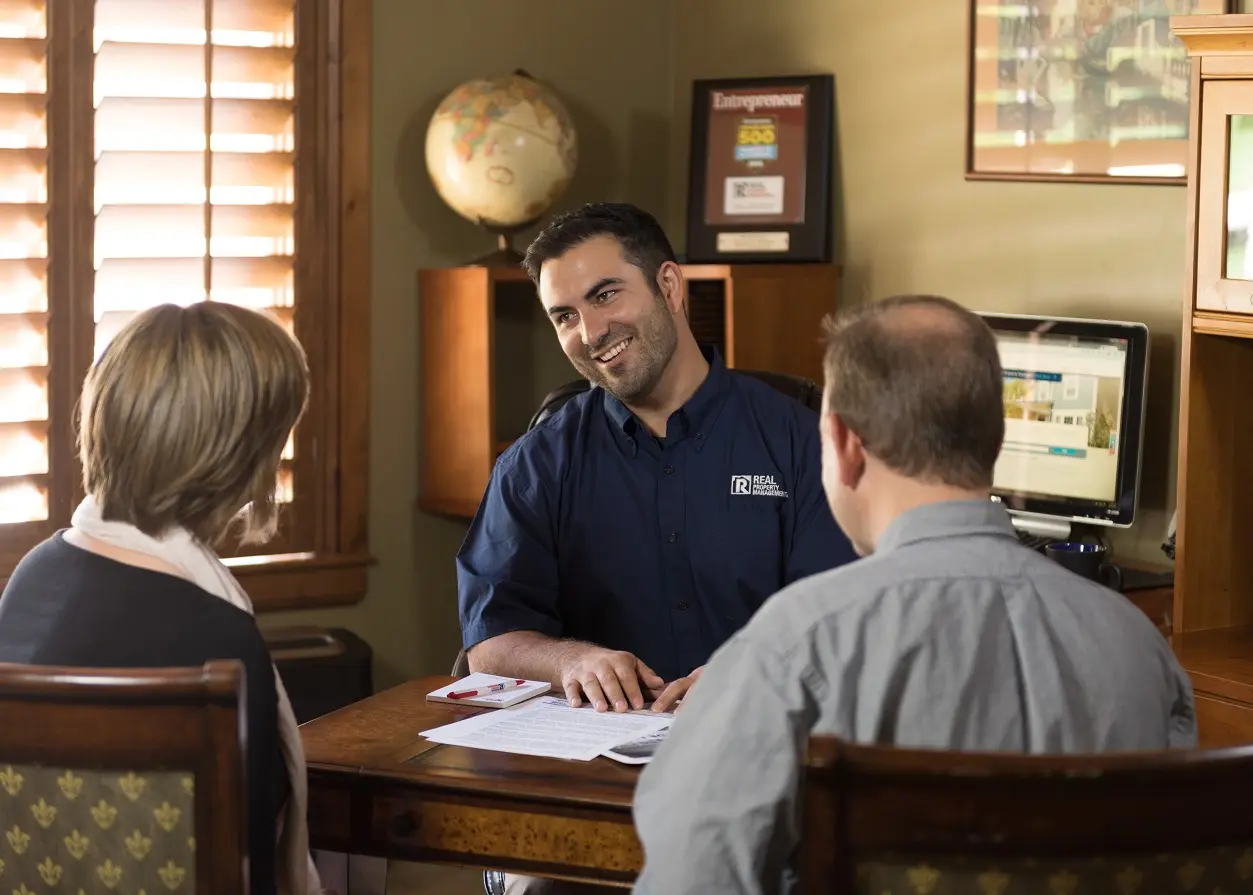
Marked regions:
[821,294,1005,489]
[523,202,677,288]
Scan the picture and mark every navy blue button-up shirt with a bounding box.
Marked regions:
[456,348,857,683]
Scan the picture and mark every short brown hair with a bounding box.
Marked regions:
[522,202,677,288]
[821,294,1004,489]
[79,302,309,544]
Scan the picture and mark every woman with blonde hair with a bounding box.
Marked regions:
[0,302,320,895]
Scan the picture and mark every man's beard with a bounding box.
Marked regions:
[573,293,678,404]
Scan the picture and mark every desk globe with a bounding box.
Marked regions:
[425,70,578,264]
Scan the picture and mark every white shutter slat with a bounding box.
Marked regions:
[0,258,45,313]
[96,0,293,47]
[0,0,44,40]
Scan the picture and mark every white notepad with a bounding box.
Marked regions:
[426,672,551,708]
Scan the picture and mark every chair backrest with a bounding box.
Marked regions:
[0,660,247,894]
[527,369,824,432]
[801,735,1253,895]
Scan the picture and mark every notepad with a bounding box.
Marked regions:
[425,672,552,708]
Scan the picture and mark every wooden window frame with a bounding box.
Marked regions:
[0,0,371,611]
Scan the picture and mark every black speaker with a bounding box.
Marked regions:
[264,626,373,724]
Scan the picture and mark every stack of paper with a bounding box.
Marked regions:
[421,695,673,762]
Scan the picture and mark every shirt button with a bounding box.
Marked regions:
[677,601,690,611]
[663,465,675,475]
[626,437,635,449]
[668,532,677,543]
[694,433,703,441]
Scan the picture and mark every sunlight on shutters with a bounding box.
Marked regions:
[0,0,47,523]
[92,0,297,503]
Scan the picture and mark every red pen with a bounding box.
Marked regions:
[448,679,527,700]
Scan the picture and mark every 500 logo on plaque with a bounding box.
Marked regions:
[735,116,779,164]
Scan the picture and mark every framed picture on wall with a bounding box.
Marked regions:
[685,74,833,263]
[966,0,1232,184]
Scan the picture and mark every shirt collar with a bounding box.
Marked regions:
[875,499,1018,555]
[603,344,729,442]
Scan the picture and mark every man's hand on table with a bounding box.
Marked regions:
[561,646,665,712]
[650,665,704,714]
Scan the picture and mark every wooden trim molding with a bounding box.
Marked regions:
[1173,14,1253,56]
[235,553,373,612]
[335,0,372,561]
[0,553,373,614]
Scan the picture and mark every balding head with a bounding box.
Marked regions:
[820,294,1005,489]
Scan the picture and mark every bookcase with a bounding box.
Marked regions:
[1168,15,1253,746]
[417,263,839,518]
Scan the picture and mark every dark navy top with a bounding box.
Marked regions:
[0,533,283,895]
[456,347,858,682]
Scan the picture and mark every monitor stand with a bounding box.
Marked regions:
[1010,514,1072,550]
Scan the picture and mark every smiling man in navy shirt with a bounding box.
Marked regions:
[457,202,856,721]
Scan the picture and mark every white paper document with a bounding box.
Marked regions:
[421,695,672,761]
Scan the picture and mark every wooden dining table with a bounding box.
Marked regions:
[301,674,644,887]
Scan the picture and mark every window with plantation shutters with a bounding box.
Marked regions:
[0,0,370,608]
[93,0,299,518]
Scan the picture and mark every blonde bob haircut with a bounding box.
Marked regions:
[79,301,309,545]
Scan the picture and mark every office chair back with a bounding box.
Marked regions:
[800,735,1253,895]
[0,660,248,894]
[528,369,823,431]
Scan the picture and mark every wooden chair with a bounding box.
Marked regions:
[0,660,247,894]
[801,736,1253,895]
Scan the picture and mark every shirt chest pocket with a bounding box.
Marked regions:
[711,496,786,580]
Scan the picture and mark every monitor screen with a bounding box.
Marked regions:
[981,314,1149,530]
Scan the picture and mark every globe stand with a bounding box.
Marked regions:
[469,217,541,267]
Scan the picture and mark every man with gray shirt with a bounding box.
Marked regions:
[632,294,1196,895]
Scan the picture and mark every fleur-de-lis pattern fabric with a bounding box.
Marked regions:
[857,848,1253,895]
[0,765,195,894]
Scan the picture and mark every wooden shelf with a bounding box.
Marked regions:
[1173,625,1253,708]
[1169,15,1253,746]
[416,262,840,519]
[1192,311,1253,339]
[416,496,482,519]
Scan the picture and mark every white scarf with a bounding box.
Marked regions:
[71,496,320,895]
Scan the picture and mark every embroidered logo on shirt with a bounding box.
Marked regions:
[730,475,788,498]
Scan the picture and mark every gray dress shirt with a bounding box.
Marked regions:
[632,499,1197,895]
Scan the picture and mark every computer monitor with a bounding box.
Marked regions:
[980,313,1150,541]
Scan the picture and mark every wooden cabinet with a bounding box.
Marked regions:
[417,263,839,518]
[1195,79,1253,314]
[1172,626,1253,747]
[1193,693,1253,748]
[1171,15,1253,745]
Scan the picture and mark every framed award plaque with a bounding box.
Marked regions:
[685,74,834,264]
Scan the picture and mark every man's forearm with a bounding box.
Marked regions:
[466,630,593,688]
